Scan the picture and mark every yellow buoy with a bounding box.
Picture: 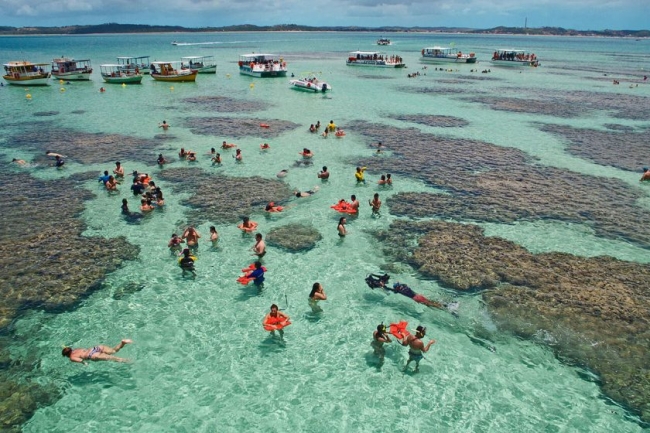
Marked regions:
[122,83,126,87]
[60,87,65,92]
[226,74,231,78]
[26,94,32,99]
[249,83,255,88]
[59,79,64,84]
[170,86,174,91]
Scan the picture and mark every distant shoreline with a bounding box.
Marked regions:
[0,24,648,38]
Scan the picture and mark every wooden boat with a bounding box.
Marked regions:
[239,54,287,77]
[289,75,331,92]
[51,58,92,80]
[100,64,143,84]
[421,47,477,64]
[3,61,51,85]
[116,56,151,75]
[181,56,217,74]
[150,62,197,82]
[346,51,405,68]
[491,49,539,67]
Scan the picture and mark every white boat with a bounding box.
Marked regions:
[2,61,51,86]
[150,61,197,82]
[181,56,217,74]
[491,49,539,67]
[117,56,151,75]
[421,47,477,64]
[346,51,405,68]
[289,75,331,93]
[51,58,93,80]
[100,64,143,84]
[377,38,391,45]
[238,54,287,77]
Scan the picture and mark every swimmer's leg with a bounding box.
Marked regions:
[278,329,285,339]
[91,353,129,363]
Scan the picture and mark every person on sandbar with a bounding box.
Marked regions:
[62,339,133,364]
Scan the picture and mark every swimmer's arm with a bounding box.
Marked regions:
[422,340,436,352]
[70,355,85,363]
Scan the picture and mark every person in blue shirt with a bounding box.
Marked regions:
[247,261,265,286]
[98,170,110,184]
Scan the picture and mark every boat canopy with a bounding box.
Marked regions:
[117,56,150,61]
[4,61,49,67]
[424,46,452,51]
[181,56,214,61]
[240,54,280,60]
[495,49,526,53]
[349,51,382,56]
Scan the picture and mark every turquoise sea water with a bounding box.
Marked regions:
[1,32,649,432]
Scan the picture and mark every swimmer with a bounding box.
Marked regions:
[62,339,133,364]
[376,142,383,154]
[105,175,119,191]
[209,226,219,244]
[221,141,237,149]
[159,120,170,130]
[349,195,360,213]
[300,148,313,158]
[155,188,165,206]
[208,148,216,155]
[641,167,650,182]
[318,166,330,180]
[252,233,266,258]
[377,175,386,185]
[238,216,258,232]
[295,186,319,197]
[265,202,283,212]
[263,304,289,338]
[212,153,222,165]
[99,170,111,184]
[113,161,124,178]
[244,261,265,286]
[335,128,345,137]
[277,169,289,178]
[315,121,321,129]
[308,282,327,313]
[182,226,200,249]
[179,248,196,277]
[12,158,27,165]
[54,155,65,167]
[179,148,188,159]
[187,151,197,162]
[157,154,168,166]
[355,166,367,183]
[260,143,270,150]
[234,149,243,162]
[121,198,131,215]
[309,124,316,133]
[140,198,154,212]
[371,324,392,362]
[386,174,392,185]
[168,233,184,251]
[400,325,435,373]
[46,151,66,158]
[131,179,145,196]
[322,129,329,138]
[369,193,381,215]
[337,217,347,237]
[328,120,336,132]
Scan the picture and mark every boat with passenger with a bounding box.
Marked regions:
[117,56,151,75]
[289,75,331,93]
[100,64,143,84]
[377,38,391,45]
[2,61,51,85]
[238,54,287,77]
[150,61,198,82]
[346,51,405,68]
[181,56,217,74]
[51,58,93,80]
[421,47,477,64]
[490,49,539,67]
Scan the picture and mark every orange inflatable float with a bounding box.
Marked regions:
[260,123,270,128]
[330,200,358,214]
[389,321,410,340]
[263,316,291,331]
[237,263,267,285]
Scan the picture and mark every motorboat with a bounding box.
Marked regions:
[51,58,93,80]
[238,54,287,77]
[3,61,51,85]
[150,61,198,82]
[181,56,217,74]
[421,47,477,64]
[491,49,539,67]
[346,51,405,68]
[377,38,391,45]
[116,56,151,75]
[100,64,143,84]
[289,76,331,92]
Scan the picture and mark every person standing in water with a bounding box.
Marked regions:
[371,324,392,362]
[308,282,327,312]
[369,193,381,215]
[159,120,170,130]
[263,304,290,338]
[182,226,200,250]
[337,217,348,237]
[252,233,266,258]
[400,325,435,373]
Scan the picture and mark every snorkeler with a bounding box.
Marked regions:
[371,324,392,361]
[400,325,435,373]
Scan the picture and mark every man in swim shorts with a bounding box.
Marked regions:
[318,166,330,179]
[400,326,435,372]
[253,233,266,258]
[62,339,133,364]
[641,168,650,182]
[182,226,200,250]
[389,283,444,310]
[371,324,392,362]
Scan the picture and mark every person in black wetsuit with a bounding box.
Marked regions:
[179,248,196,277]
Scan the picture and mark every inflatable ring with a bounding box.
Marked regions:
[260,123,270,128]
[263,319,291,331]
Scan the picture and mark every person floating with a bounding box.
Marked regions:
[265,202,283,212]
[263,304,291,338]
[260,143,271,150]
[308,282,327,313]
[300,148,313,158]
[295,186,319,197]
[62,339,133,364]
[238,216,258,232]
[222,141,237,149]
[365,274,446,310]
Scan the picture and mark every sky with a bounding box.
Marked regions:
[0,0,647,31]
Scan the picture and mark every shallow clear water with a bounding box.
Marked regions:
[1,32,649,432]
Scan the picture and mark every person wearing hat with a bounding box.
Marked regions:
[641,167,650,182]
[400,325,435,372]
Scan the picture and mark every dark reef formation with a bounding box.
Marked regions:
[182,95,270,113]
[266,224,322,252]
[183,117,301,139]
[374,220,650,422]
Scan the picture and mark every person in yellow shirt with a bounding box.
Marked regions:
[355,166,367,183]
[328,120,336,131]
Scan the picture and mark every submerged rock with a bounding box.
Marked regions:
[182,95,269,113]
[375,219,650,423]
[266,224,322,252]
[183,117,300,139]
[389,114,469,128]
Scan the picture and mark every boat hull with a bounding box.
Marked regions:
[3,73,51,86]
[490,59,538,67]
[421,55,477,64]
[101,74,143,84]
[52,71,92,81]
[289,80,331,92]
[194,66,217,74]
[346,60,405,68]
[151,70,197,82]
[239,67,287,78]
